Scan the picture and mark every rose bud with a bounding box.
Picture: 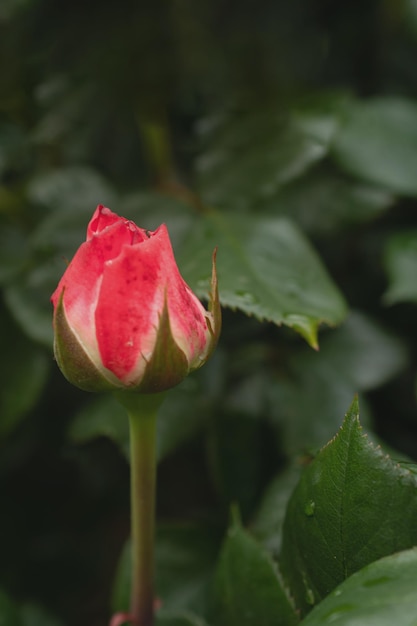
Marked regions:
[51,205,221,393]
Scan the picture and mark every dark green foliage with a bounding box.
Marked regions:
[210,512,298,626]
[2,1,417,625]
[280,399,417,615]
[300,548,417,626]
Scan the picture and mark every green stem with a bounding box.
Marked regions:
[115,392,165,626]
[129,409,156,625]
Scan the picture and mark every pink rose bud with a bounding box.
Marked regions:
[51,205,221,393]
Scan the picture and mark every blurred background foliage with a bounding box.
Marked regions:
[2,0,417,624]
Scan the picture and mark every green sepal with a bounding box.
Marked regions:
[199,247,221,368]
[53,291,118,392]
[136,293,189,393]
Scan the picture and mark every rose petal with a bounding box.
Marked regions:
[167,279,210,366]
[52,220,138,364]
[87,205,149,244]
[141,225,210,373]
[155,225,210,364]
[95,233,166,382]
[87,205,121,239]
[52,208,217,393]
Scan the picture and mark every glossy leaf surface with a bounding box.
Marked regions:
[196,109,328,210]
[300,548,417,626]
[179,211,347,347]
[211,514,297,626]
[332,97,417,195]
[383,230,417,305]
[268,311,407,452]
[280,398,417,615]
[112,525,222,616]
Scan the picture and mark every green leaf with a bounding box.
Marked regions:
[280,398,417,616]
[155,378,209,461]
[300,548,417,626]
[269,377,371,457]
[0,588,20,626]
[179,210,347,347]
[19,604,63,626]
[0,0,34,21]
[332,97,417,196]
[291,92,346,146]
[211,513,298,626]
[405,0,417,37]
[196,109,328,210]
[309,312,407,391]
[156,611,209,626]
[0,123,28,177]
[27,166,118,213]
[0,596,62,626]
[206,409,268,518]
[156,524,222,614]
[251,463,303,557]
[119,192,196,247]
[0,224,31,285]
[268,311,407,452]
[30,206,95,260]
[112,525,222,616]
[4,260,58,347]
[264,169,393,236]
[383,230,417,305]
[69,395,129,456]
[69,377,208,462]
[0,307,49,437]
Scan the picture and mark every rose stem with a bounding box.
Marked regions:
[116,393,165,626]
